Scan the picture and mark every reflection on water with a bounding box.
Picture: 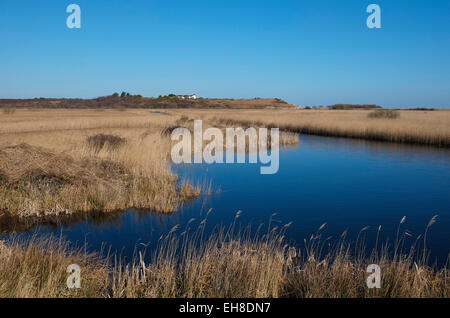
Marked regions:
[303,135,450,164]
[1,135,450,264]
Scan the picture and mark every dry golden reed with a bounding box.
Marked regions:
[0,109,200,219]
[181,108,450,147]
[0,215,448,298]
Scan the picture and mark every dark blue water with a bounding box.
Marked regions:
[3,135,450,263]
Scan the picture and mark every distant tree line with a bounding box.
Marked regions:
[327,104,382,110]
[112,92,142,98]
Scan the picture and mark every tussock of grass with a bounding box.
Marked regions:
[0,143,128,217]
[86,134,127,153]
[0,142,198,218]
[161,125,185,137]
[368,109,400,119]
[0,143,127,186]
[0,216,448,298]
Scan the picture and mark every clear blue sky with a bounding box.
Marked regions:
[1,0,449,107]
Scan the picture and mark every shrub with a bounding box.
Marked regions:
[330,104,381,110]
[86,134,126,153]
[368,109,400,119]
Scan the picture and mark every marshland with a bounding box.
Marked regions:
[0,107,449,298]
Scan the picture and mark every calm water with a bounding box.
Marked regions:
[3,135,450,263]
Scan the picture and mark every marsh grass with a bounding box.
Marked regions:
[163,115,299,151]
[0,109,448,298]
[0,143,136,217]
[184,109,450,147]
[0,109,201,219]
[0,235,109,297]
[0,215,448,298]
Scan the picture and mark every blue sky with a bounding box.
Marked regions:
[1,0,449,107]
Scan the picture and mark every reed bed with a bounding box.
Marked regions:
[1,107,448,220]
[178,108,450,147]
[0,109,199,220]
[163,115,299,150]
[0,236,109,298]
[0,215,448,298]
[1,109,448,298]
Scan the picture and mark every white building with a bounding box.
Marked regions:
[177,94,197,100]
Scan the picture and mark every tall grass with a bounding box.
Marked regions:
[0,109,200,219]
[180,108,450,147]
[0,215,448,298]
[0,235,109,298]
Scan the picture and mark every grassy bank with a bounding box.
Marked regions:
[0,109,200,221]
[180,108,450,147]
[0,217,448,298]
